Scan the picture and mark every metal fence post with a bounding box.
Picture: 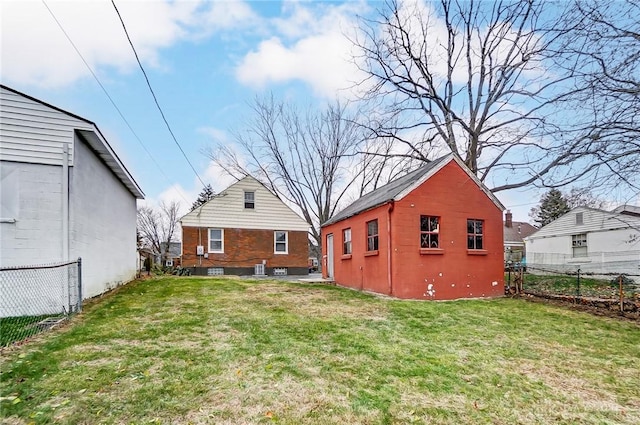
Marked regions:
[77,257,83,312]
[619,275,624,313]
[576,268,581,299]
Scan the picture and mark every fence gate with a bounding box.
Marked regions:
[254,263,265,276]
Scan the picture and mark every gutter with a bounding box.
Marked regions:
[387,200,395,296]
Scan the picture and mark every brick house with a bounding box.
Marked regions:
[321,154,505,300]
[180,176,309,276]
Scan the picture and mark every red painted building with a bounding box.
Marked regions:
[321,154,505,300]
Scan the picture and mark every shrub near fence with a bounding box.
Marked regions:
[518,265,640,314]
[0,259,82,347]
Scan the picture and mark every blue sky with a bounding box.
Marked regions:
[3,0,633,222]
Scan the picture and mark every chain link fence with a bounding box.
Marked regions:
[506,263,640,315]
[0,259,82,347]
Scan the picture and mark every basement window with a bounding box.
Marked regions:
[273,268,288,276]
[208,267,224,276]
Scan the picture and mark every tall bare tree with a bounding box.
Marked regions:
[137,201,180,265]
[352,0,639,192]
[552,0,640,193]
[206,96,367,247]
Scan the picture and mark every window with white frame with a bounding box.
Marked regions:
[209,228,224,253]
[576,212,583,225]
[274,231,288,254]
[244,191,255,209]
[572,233,587,257]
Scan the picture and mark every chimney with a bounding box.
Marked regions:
[505,210,513,228]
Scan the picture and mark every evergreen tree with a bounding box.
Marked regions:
[191,184,215,211]
[530,189,570,227]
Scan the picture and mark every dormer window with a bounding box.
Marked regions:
[244,191,255,209]
[576,212,583,225]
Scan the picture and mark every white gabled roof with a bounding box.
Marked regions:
[181,175,309,231]
[525,206,640,240]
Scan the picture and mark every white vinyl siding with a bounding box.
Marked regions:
[181,176,309,231]
[0,87,86,165]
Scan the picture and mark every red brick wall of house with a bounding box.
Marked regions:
[322,160,504,300]
[182,226,308,269]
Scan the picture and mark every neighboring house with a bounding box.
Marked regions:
[180,176,309,276]
[321,154,505,300]
[503,210,538,265]
[0,85,144,311]
[524,206,640,275]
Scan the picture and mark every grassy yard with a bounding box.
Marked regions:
[1,276,639,425]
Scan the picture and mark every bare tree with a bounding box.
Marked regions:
[351,0,638,192]
[552,0,640,192]
[137,201,180,265]
[206,96,368,247]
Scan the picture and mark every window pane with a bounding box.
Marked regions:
[467,235,475,249]
[467,220,474,234]
[368,220,378,236]
[430,234,439,248]
[373,236,378,250]
[210,229,221,239]
[276,231,286,242]
[430,217,439,232]
[475,236,483,250]
[211,241,222,251]
[475,221,483,234]
[420,216,429,231]
[276,242,286,252]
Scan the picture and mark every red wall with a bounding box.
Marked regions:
[322,161,504,300]
[182,226,308,268]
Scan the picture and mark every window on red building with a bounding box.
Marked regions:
[367,220,379,251]
[467,219,484,249]
[420,215,439,248]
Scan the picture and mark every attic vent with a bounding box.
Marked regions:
[208,267,224,276]
[273,268,288,276]
[576,212,583,225]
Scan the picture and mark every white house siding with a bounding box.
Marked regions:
[0,86,91,166]
[1,86,142,317]
[181,176,309,231]
[70,134,137,298]
[525,207,640,275]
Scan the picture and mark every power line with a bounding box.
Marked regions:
[110,0,207,189]
[40,0,191,206]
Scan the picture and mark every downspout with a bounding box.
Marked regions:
[387,200,395,296]
[61,144,69,262]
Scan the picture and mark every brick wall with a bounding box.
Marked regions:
[182,226,308,269]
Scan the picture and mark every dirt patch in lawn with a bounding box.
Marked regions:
[517,294,640,323]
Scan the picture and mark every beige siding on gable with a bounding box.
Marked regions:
[181,177,309,231]
[0,87,92,165]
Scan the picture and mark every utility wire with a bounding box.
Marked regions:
[40,0,191,206]
[110,0,207,189]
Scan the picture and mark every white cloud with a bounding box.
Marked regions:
[235,1,369,99]
[0,0,255,88]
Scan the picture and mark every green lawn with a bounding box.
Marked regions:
[1,276,639,424]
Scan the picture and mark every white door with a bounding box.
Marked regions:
[326,234,334,279]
